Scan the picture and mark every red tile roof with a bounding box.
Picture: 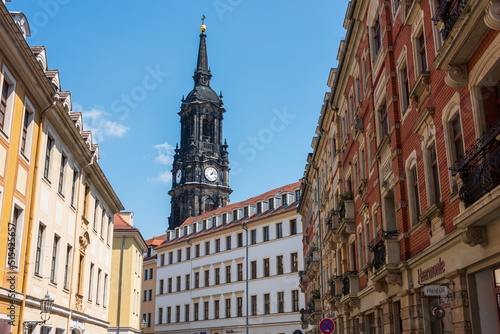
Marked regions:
[157,182,301,249]
[113,213,135,230]
[146,234,166,247]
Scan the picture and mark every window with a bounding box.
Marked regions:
[194,273,198,289]
[0,69,16,137]
[167,306,171,323]
[373,16,382,57]
[264,294,270,314]
[215,267,220,285]
[380,104,389,138]
[50,235,60,284]
[407,163,421,226]
[204,198,215,212]
[100,210,106,240]
[232,209,238,221]
[295,190,301,202]
[263,226,269,242]
[107,217,112,246]
[212,216,217,227]
[222,213,227,225]
[426,143,441,204]
[144,269,148,280]
[147,312,152,327]
[168,252,173,264]
[418,33,428,72]
[158,307,164,324]
[226,265,231,283]
[225,298,231,318]
[237,263,243,281]
[77,255,84,294]
[204,301,209,320]
[205,241,210,255]
[264,258,270,277]
[279,195,287,207]
[277,255,284,275]
[20,100,35,160]
[244,206,249,217]
[160,254,165,266]
[58,154,67,195]
[70,169,79,208]
[96,269,102,304]
[185,304,190,322]
[251,261,257,279]
[34,224,45,277]
[251,295,257,315]
[63,245,72,290]
[194,302,199,321]
[202,117,213,142]
[250,230,257,244]
[358,230,364,268]
[237,297,243,317]
[355,76,362,104]
[362,57,368,93]
[226,235,231,250]
[399,62,410,114]
[195,244,200,257]
[290,219,297,235]
[103,273,108,307]
[291,252,298,272]
[269,198,274,210]
[176,276,181,291]
[214,300,220,319]
[237,233,243,247]
[204,270,210,287]
[176,305,180,322]
[149,268,153,280]
[159,279,164,294]
[177,249,182,262]
[89,263,94,301]
[451,115,464,162]
[93,200,99,232]
[215,239,221,252]
[277,291,284,313]
[292,290,299,312]
[185,274,190,290]
[276,223,282,238]
[256,202,262,213]
[43,136,54,181]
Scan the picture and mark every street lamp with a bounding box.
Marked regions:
[141,319,147,333]
[23,292,54,334]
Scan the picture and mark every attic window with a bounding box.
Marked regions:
[282,194,288,206]
[232,210,238,221]
[257,202,262,214]
[244,207,249,217]
[269,198,274,210]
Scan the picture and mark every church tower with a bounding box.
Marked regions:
[168,18,232,229]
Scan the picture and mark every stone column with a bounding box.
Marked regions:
[381,299,394,334]
[410,288,424,334]
[397,290,413,334]
[446,270,472,334]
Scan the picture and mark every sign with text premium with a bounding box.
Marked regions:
[418,258,446,284]
[424,285,449,296]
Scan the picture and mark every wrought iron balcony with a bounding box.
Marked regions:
[341,271,357,296]
[338,195,355,234]
[305,248,320,277]
[432,0,469,40]
[451,119,500,207]
[369,234,386,270]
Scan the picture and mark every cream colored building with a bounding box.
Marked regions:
[108,213,147,334]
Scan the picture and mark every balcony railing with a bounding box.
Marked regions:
[341,271,357,296]
[338,194,353,221]
[451,118,500,207]
[432,0,469,40]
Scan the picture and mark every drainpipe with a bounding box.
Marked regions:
[314,167,326,321]
[242,220,249,334]
[18,96,57,334]
[117,235,125,334]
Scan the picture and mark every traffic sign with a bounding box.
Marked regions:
[320,318,335,334]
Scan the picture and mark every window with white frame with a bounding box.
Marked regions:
[371,14,382,59]
[58,153,67,196]
[442,99,465,193]
[397,52,411,115]
[70,168,79,208]
[406,157,421,226]
[0,66,16,139]
[43,135,54,181]
[34,223,45,277]
[362,55,368,94]
[424,141,441,205]
[412,24,428,76]
[429,0,444,53]
[20,98,35,160]
[50,234,60,284]
[7,203,24,271]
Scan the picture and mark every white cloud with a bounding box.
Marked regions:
[75,104,129,142]
[147,170,172,184]
[147,141,176,184]
[153,142,176,166]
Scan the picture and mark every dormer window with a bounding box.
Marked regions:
[269,198,274,210]
[257,202,262,214]
[244,207,249,217]
[282,194,288,206]
[203,219,207,230]
[183,226,188,236]
[147,247,152,258]
[222,213,227,225]
[295,190,301,202]
[232,210,238,221]
[212,216,217,227]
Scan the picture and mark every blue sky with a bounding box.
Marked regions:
[7,0,348,239]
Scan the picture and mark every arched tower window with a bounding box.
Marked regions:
[202,118,213,142]
[204,198,215,213]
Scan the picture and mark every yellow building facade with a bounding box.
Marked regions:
[109,213,146,334]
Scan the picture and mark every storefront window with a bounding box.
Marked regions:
[493,267,500,326]
[429,297,452,334]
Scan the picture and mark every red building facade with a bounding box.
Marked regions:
[299,0,500,333]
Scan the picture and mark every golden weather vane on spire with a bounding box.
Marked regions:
[200,15,207,32]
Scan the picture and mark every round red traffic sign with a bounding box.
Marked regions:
[320,318,335,334]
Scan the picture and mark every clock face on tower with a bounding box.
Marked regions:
[204,166,218,182]
[176,169,182,184]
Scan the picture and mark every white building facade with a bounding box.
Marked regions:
[155,183,305,334]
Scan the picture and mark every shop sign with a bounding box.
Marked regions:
[223,330,243,334]
[418,258,445,284]
[424,285,449,296]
